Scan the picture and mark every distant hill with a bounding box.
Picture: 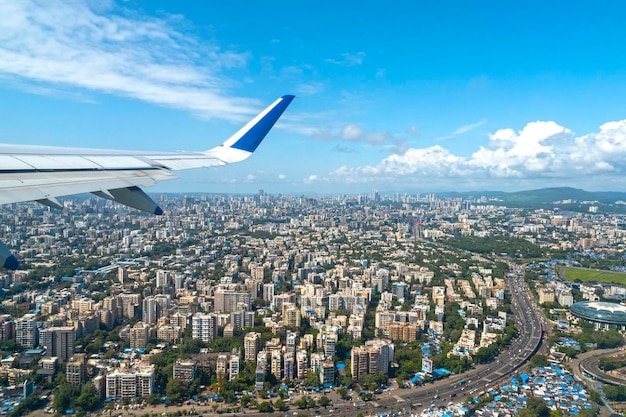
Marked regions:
[432,187,626,209]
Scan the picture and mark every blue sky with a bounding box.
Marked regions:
[2,1,626,194]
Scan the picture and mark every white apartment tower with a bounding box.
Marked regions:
[192,313,218,343]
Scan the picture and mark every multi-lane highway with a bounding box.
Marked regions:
[327,270,545,417]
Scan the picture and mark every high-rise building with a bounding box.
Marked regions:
[156,270,170,289]
[319,358,335,386]
[263,283,274,303]
[229,349,240,381]
[375,310,396,337]
[216,354,228,383]
[322,333,337,358]
[366,339,394,373]
[192,313,218,343]
[40,326,75,364]
[171,312,192,331]
[250,265,265,281]
[0,315,13,341]
[214,290,252,313]
[296,351,308,380]
[16,313,37,349]
[130,322,150,349]
[174,275,185,291]
[156,325,181,343]
[270,350,282,379]
[350,339,394,380]
[230,310,255,329]
[389,322,418,342]
[244,332,261,362]
[173,359,196,385]
[283,352,295,380]
[106,366,154,400]
[246,278,263,299]
[118,267,127,285]
[102,296,118,324]
[283,305,301,328]
[66,354,87,386]
[142,296,158,325]
[285,331,297,354]
[119,293,141,319]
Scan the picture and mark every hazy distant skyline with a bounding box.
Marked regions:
[2,1,626,194]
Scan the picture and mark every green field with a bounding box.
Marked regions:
[558,266,626,286]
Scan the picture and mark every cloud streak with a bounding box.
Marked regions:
[436,118,488,141]
[326,52,365,67]
[0,0,266,122]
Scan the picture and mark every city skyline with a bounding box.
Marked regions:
[2,1,626,194]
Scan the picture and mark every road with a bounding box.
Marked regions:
[317,270,545,417]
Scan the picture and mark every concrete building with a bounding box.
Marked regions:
[173,359,196,385]
[263,283,274,303]
[229,349,240,381]
[244,332,261,362]
[40,326,75,364]
[16,313,37,349]
[319,357,335,386]
[296,351,308,380]
[271,350,282,379]
[66,354,87,386]
[130,322,150,349]
[192,312,218,343]
[106,366,154,400]
[216,354,228,382]
[539,288,555,304]
[283,352,295,380]
[214,290,252,313]
[350,339,394,380]
[142,296,158,325]
[230,310,255,329]
[283,304,301,328]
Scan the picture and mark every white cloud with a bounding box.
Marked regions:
[0,0,266,122]
[342,124,363,141]
[278,174,286,180]
[328,118,626,188]
[326,52,365,67]
[296,81,325,96]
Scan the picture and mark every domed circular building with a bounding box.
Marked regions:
[570,301,626,330]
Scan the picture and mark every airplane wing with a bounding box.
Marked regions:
[0,94,295,269]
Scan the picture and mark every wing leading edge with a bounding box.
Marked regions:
[0,94,295,269]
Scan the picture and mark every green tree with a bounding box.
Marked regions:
[303,370,321,387]
[52,383,78,413]
[319,396,330,407]
[294,397,308,409]
[75,383,102,411]
[274,398,287,411]
[257,401,273,412]
[166,378,186,402]
[529,354,549,369]
[518,397,550,417]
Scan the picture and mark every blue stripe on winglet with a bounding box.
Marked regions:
[231,95,295,152]
[3,255,18,270]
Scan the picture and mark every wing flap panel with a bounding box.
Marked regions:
[13,155,102,170]
[0,169,177,205]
